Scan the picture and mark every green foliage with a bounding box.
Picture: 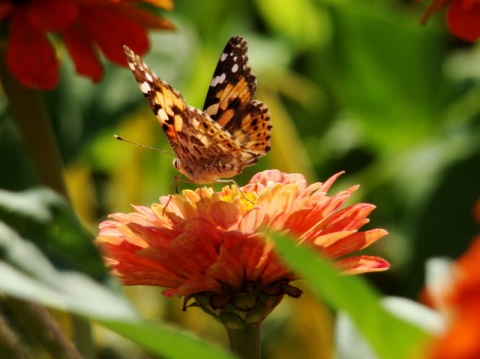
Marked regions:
[0,188,104,278]
[272,232,430,359]
[100,320,235,359]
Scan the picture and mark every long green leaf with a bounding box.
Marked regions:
[100,319,235,359]
[272,232,429,359]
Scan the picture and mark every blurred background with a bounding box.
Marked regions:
[1,0,479,357]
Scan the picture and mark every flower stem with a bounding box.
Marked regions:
[226,323,262,359]
[0,45,68,198]
[0,312,28,359]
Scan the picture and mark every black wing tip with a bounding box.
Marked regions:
[226,35,254,78]
[123,45,147,64]
[232,36,248,49]
[123,45,137,63]
[230,35,245,42]
[123,45,133,55]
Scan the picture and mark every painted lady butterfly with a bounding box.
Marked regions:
[123,36,272,184]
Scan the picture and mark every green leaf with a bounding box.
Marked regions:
[0,187,105,278]
[271,232,429,359]
[331,3,447,150]
[0,222,136,320]
[337,296,444,359]
[99,319,235,359]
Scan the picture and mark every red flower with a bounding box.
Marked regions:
[0,0,174,90]
[95,170,389,323]
[420,0,480,41]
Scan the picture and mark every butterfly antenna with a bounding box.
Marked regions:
[114,135,175,156]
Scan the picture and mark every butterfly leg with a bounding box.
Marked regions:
[214,179,254,204]
[162,175,183,215]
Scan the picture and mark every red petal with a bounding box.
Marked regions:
[0,2,13,22]
[6,9,59,90]
[321,229,389,259]
[211,201,243,229]
[322,203,376,234]
[447,0,480,41]
[318,171,346,193]
[336,255,391,274]
[113,5,175,30]
[28,0,78,31]
[77,5,149,66]
[60,25,104,82]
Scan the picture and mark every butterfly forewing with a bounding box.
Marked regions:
[124,46,188,156]
[203,36,257,130]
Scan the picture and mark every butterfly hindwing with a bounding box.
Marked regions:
[230,100,271,154]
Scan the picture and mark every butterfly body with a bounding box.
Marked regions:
[124,36,272,184]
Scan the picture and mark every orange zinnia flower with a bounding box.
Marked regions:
[420,0,480,42]
[95,170,389,323]
[428,202,480,359]
[428,236,480,359]
[0,0,174,90]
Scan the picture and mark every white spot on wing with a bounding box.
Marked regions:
[232,64,239,73]
[157,108,168,122]
[145,72,153,82]
[221,52,228,61]
[140,81,151,93]
[210,73,226,87]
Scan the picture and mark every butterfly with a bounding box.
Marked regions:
[123,36,272,184]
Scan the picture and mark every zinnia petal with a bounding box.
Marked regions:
[446,0,480,41]
[27,0,79,31]
[113,5,175,30]
[60,25,104,82]
[2,0,173,88]
[336,255,391,274]
[6,9,59,90]
[77,5,149,65]
[319,229,389,259]
[428,235,480,358]
[0,2,13,21]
